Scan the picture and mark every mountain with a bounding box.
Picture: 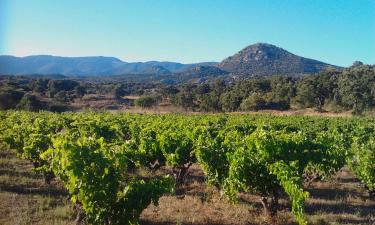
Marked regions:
[168,65,229,83]
[0,55,124,76]
[140,65,171,75]
[218,43,339,76]
[0,43,339,78]
[178,65,229,78]
[0,55,217,76]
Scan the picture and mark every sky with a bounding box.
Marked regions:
[0,0,374,66]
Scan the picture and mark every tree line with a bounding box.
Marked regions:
[1,62,374,114]
[165,63,375,115]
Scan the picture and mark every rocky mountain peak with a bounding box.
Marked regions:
[218,43,339,76]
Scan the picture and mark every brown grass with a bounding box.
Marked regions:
[65,92,368,117]
[0,151,74,225]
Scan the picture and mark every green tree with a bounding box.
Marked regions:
[334,65,375,115]
[113,85,126,99]
[171,92,196,111]
[240,93,266,111]
[0,89,25,110]
[199,93,221,112]
[48,80,79,97]
[134,96,158,108]
[16,94,44,111]
[74,85,86,99]
[220,91,242,112]
[54,91,70,103]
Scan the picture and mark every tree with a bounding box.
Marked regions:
[113,85,126,99]
[134,96,158,108]
[334,65,375,115]
[171,92,196,111]
[211,79,226,95]
[160,85,179,99]
[48,80,79,97]
[240,93,266,111]
[267,76,295,109]
[195,83,210,96]
[74,85,86,99]
[30,78,49,94]
[294,73,336,111]
[0,89,25,110]
[16,94,45,111]
[220,91,242,112]
[199,93,221,112]
[54,91,70,103]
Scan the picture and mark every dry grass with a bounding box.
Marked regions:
[0,151,74,225]
[66,93,362,117]
[118,106,356,118]
[71,94,125,111]
[0,151,374,225]
[141,165,375,225]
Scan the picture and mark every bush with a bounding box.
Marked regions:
[74,85,86,98]
[16,94,45,111]
[265,100,290,110]
[49,104,69,112]
[134,96,158,108]
[48,80,79,97]
[54,91,70,103]
[113,85,127,99]
[240,93,266,111]
[0,89,25,110]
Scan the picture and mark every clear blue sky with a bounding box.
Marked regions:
[0,0,374,66]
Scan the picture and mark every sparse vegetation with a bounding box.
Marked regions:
[1,63,374,114]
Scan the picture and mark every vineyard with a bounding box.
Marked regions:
[0,111,374,225]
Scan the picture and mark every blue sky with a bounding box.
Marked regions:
[0,0,374,66]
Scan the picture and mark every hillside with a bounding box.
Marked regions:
[0,55,217,76]
[171,65,229,83]
[218,43,340,76]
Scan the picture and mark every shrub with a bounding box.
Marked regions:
[134,96,158,108]
[0,89,25,110]
[240,93,266,111]
[16,94,45,111]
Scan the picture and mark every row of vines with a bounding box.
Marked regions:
[0,111,374,225]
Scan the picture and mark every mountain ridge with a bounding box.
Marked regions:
[0,43,341,78]
[0,55,218,76]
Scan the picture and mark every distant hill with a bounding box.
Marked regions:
[177,65,229,79]
[0,55,217,76]
[218,43,340,76]
[162,65,230,83]
[0,43,340,79]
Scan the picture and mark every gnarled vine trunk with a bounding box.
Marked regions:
[73,202,85,225]
[260,191,279,224]
[172,162,192,185]
[43,171,55,184]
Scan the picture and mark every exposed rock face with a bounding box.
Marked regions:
[218,43,339,76]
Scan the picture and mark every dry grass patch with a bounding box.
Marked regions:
[0,151,73,225]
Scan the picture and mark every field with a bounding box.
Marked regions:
[0,112,374,225]
[0,150,374,225]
